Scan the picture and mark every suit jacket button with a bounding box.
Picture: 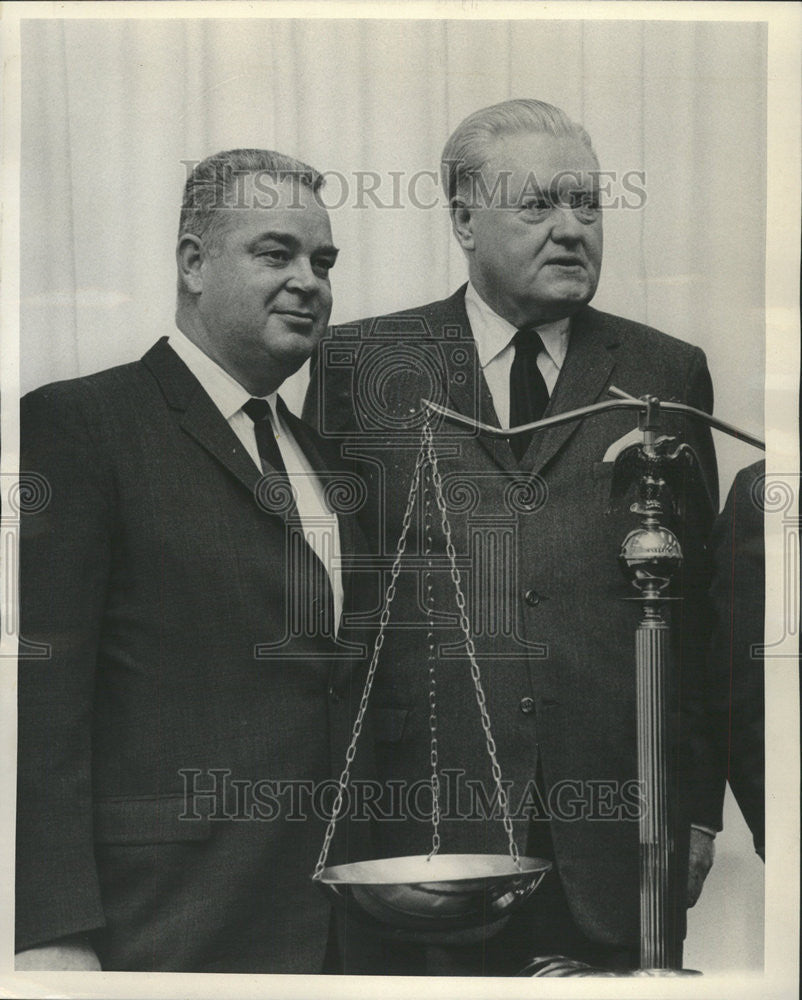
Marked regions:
[519,696,535,714]
[524,589,541,607]
[328,684,342,703]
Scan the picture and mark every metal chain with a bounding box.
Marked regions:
[423,460,442,860]
[423,418,522,870]
[313,436,429,879]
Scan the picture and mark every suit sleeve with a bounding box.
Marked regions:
[719,467,765,854]
[674,347,724,832]
[16,386,114,950]
[701,464,765,852]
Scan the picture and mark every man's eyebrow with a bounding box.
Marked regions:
[247,231,339,255]
[545,178,598,195]
[517,181,597,206]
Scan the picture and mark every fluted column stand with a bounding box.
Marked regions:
[636,605,674,969]
[618,399,687,973]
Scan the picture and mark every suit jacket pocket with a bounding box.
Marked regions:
[373,707,409,743]
[94,794,212,845]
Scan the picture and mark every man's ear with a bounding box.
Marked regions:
[176,234,204,295]
[450,196,475,252]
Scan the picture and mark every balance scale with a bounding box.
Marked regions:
[311,386,764,974]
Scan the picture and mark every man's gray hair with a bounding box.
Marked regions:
[440,99,598,203]
[178,148,325,248]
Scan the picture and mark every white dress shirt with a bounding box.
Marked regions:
[464,282,570,428]
[169,328,343,632]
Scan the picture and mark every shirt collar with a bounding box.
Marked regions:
[169,327,278,419]
[464,282,571,370]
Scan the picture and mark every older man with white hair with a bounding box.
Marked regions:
[306,99,720,974]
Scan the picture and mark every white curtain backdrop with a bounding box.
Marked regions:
[19,15,767,972]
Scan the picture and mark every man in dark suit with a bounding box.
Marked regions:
[15,149,371,972]
[305,99,719,973]
[697,462,765,860]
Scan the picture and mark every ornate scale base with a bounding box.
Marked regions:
[631,968,702,977]
[520,959,701,977]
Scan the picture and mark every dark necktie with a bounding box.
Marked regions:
[242,397,288,475]
[242,396,336,640]
[508,327,549,462]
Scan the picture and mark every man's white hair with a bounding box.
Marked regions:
[441,99,598,203]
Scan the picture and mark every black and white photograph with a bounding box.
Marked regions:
[1,2,798,998]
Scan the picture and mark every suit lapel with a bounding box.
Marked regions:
[145,338,353,658]
[528,307,620,475]
[142,337,262,495]
[431,288,517,471]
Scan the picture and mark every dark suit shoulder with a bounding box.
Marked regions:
[713,461,765,564]
[730,460,765,507]
[20,354,171,489]
[332,287,469,340]
[579,306,705,363]
[22,357,153,415]
[577,306,711,423]
[305,289,470,431]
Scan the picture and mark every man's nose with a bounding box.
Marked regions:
[548,205,585,241]
[286,257,320,293]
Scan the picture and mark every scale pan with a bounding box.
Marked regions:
[316,853,551,941]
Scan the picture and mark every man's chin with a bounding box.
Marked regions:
[531,288,596,321]
[547,277,596,300]
[269,330,325,370]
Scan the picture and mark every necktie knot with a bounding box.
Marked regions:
[513,326,544,354]
[242,397,272,424]
[242,397,287,477]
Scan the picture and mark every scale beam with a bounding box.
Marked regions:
[423,391,765,450]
